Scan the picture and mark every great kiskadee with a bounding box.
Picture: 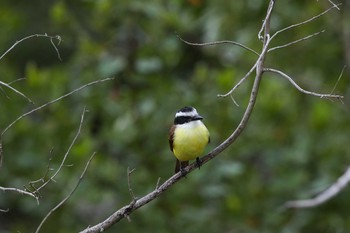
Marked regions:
[168,106,210,173]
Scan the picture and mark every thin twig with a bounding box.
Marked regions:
[28,148,55,188]
[269,30,325,52]
[284,166,350,209]
[217,33,271,97]
[176,34,260,56]
[35,107,87,192]
[155,177,161,190]
[49,35,62,61]
[0,80,34,104]
[0,33,62,61]
[263,68,344,101]
[7,77,26,85]
[1,77,114,137]
[125,167,137,222]
[35,152,96,233]
[317,0,341,10]
[230,94,240,107]
[127,167,136,201]
[271,4,341,41]
[0,186,39,204]
[258,0,275,40]
[330,65,346,95]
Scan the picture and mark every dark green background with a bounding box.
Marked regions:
[0,0,350,232]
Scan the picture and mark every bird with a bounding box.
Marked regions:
[168,106,210,174]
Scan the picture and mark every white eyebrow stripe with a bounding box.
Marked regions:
[175,112,195,117]
[175,108,198,118]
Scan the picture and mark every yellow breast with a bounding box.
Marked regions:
[172,121,209,161]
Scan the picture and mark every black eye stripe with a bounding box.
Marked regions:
[174,116,192,125]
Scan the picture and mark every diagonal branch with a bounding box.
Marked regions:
[263,68,344,101]
[0,80,34,104]
[0,107,88,204]
[270,3,341,41]
[0,186,39,204]
[34,107,87,192]
[218,0,274,98]
[35,152,96,233]
[176,34,260,56]
[268,30,325,52]
[0,33,62,61]
[1,77,114,137]
[284,166,350,209]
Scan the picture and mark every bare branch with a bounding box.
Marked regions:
[258,0,275,40]
[269,30,325,52]
[229,94,240,107]
[330,65,346,95]
[124,167,137,222]
[0,33,62,61]
[7,77,27,85]
[0,186,39,204]
[218,1,275,98]
[49,35,62,61]
[217,34,271,97]
[176,34,260,56]
[35,107,87,192]
[155,177,161,190]
[284,166,350,209]
[0,80,34,104]
[0,108,87,205]
[263,68,344,101]
[28,148,55,187]
[1,77,114,137]
[271,4,341,41]
[127,167,136,201]
[318,0,341,10]
[35,152,96,233]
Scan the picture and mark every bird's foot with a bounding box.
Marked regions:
[196,157,202,170]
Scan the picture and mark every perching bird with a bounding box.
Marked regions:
[168,106,210,173]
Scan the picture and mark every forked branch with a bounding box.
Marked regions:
[264,68,344,101]
[35,153,96,233]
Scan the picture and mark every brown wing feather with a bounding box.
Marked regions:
[168,125,175,152]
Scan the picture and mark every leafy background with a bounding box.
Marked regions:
[0,0,350,232]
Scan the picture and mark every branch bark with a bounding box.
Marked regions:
[284,166,350,209]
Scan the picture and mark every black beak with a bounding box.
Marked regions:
[194,115,203,120]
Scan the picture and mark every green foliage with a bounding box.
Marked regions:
[0,0,349,233]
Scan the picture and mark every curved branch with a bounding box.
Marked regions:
[284,166,350,209]
[268,30,325,52]
[35,153,96,233]
[0,33,62,61]
[1,77,114,137]
[270,3,341,41]
[0,186,39,204]
[176,34,260,56]
[263,68,344,101]
[35,107,87,192]
[0,80,34,104]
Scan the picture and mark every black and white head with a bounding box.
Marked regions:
[174,106,203,125]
